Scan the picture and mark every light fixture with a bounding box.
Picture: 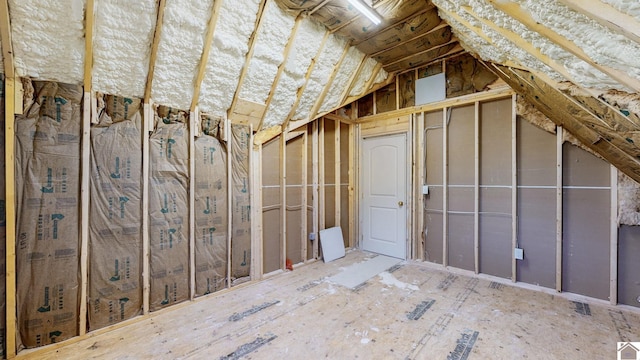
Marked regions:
[346,0,382,25]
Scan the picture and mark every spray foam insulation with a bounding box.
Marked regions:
[0,76,5,355]
[238,1,296,105]
[9,0,85,84]
[618,172,640,226]
[88,95,143,330]
[319,47,365,114]
[149,107,190,311]
[92,0,158,98]
[15,81,83,347]
[602,0,640,18]
[293,34,348,121]
[198,0,261,116]
[349,58,377,98]
[194,115,228,295]
[151,0,215,110]
[262,18,326,128]
[231,124,251,280]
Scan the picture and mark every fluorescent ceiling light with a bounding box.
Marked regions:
[347,0,382,25]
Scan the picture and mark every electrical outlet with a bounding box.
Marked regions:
[309,233,315,241]
[422,185,429,194]
[514,248,524,260]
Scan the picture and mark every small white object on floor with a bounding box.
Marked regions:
[328,254,401,289]
[319,226,346,262]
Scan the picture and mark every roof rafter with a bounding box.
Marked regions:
[486,0,640,93]
[257,14,304,131]
[0,0,14,77]
[556,0,640,45]
[190,0,224,111]
[144,0,167,103]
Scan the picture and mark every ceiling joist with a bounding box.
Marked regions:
[191,0,225,111]
[144,0,167,103]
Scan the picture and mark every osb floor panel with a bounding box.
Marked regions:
[25,250,640,359]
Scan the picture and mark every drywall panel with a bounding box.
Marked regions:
[286,136,303,264]
[448,187,474,212]
[415,73,446,106]
[149,108,189,311]
[262,138,280,273]
[194,116,228,296]
[516,189,556,288]
[479,215,511,278]
[15,81,82,347]
[448,214,474,271]
[425,111,443,185]
[424,110,443,264]
[517,118,556,186]
[89,96,143,330]
[424,211,443,264]
[562,143,610,300]
[480,98,512,185]
[448,105,474,185]
[618,225,640,308]
[231,124,251,280]
[262,200,281,273]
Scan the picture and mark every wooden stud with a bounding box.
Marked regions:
[301,131,308,261]
[142,103,151,313]
[308,42,352,122]
[354,124,361,249]
[79,92,91,336]
[257,15,304,132]
[228,0,270,119]
[610,165,618,305]
[395,74,400,111]
[226,117,232,287]
[190,0,225,111]
[334,120,341,244]
[486,0,640,93]
[144,0,167,103]
[319,119,326,233]
[84,0,95,90]
[474,101,480,274]
[556,126,563,292]
[5,77,17,359]
[348,123,356,249]
[511,94,517,283]
[442,108,448,268]
[252,142,264,278]
[280,132,287,270]
[556,0,640,44]
[372,91,377,115]
[188,109,197,299]
[312,120,320,259]
[281,31,330,132]
[0,0,14,77]
[416,112,425,260]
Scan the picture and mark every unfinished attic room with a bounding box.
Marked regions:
[2,0,640,358]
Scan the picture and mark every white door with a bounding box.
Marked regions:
[361,133,407,259]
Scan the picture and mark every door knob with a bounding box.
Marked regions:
[398,201,404,207]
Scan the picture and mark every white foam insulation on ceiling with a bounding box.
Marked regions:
[151,0,215,110]
[9,0,85,84]
[349,58,377,98]
[198,0,261,116]
[238,1,296,105]
[92,0,157,98]
[319,47,365,114]
[262,18,326,129]
[373,67,389,85]
[594,1,640,25]
[293,34,348,121]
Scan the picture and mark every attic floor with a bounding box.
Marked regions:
[24,250,640,359]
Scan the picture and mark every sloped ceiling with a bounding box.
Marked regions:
[1,0,640,180]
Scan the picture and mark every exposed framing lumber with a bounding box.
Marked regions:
[415,112,425,260]
[257,15,304,131]
[281,31,330,132]
[339,56,369,109]
[334,119,341,244]
[485,0,640,93]
[308,0,330,15]
[228,0,270,118]
[609,165,618,305]
[312,120,319,259]
[144,0,167,103]
[0,0,14,77]
[442,108,448,268]
[188,109,197,299]
[83,0,95,90]
[319,119,326,233]
[5,77,16,359]
[226,117,232,287]
[341,62,383,105]
[348,123,356,249]
[370,21,450,58]
[384,38,459,69]
[301,131,308,260]
[511,93,517,283]
[353,6,435,46]
[556,126,563,292]
[556,0,640,44]
[280,131,287,269]
[474,101,480,274]
[249,127,263,279]
[190,0,224,111]
[308,41,352,123]
[142,103,152,313]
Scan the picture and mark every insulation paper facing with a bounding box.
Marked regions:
[151,0,215,110]
[198,0,261,116]
[9,0,85,84]
[92,0,158,98]
[349,58,377,98]
[293,34,348,121]
[319,47,365,114]
[262,18,326,128]
[238,1,296,105]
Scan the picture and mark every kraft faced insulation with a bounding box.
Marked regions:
[231,124,251,280]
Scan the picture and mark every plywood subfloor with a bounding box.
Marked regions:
[23,250,640,359]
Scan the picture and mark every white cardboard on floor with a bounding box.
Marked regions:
[328,254,402,289]
[319,226,346,263]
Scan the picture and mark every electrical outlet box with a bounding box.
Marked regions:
[309,233,315,241]
[422,185,429,195]
[514,248,524,260]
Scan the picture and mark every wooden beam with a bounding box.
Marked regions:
[319,119,326,234]
[257,15,304,131]
[0,0,14,77]
[384,42,464,73]
[308,0,330,15]
[281,31,330,132]
[308,42,352,123]
[334,119,340,245]
[486,0,640,93]
[226,117,232,287]
[190,0,224,111]
[556,0,640,45]
[228,0,270,118]
[188,109,197,299]
[348,122,355,249]
[144,0,167,103]
[280,131,287,270]
[556,126,563,292]
[5,77,16,359]
[251,143,264,277]
[384,38,459,69]
[301,131,308,260]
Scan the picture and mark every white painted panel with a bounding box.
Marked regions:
[415,73,446,105]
